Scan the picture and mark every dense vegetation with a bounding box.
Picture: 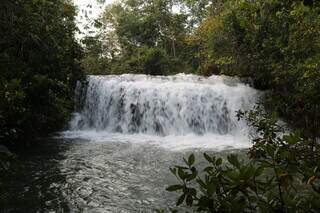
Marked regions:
[0,0,319,211]
[79,0,320,211]
[82,0,195,75]
[83,0,319,138]
[166,107,320,211]
[0,0,83,178]
[192,0,320,138]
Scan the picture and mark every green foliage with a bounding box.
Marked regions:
[0,0,84,147]
[140,47,171,76]
[81,0,319,137]
[81,35,110,74]
[178,0,225,29]
[194,0,320,137]
[82,0,197,75]
[100,46,170,75]
[167,107,320,212]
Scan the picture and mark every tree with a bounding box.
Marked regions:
[0,0,84,148]
[190,0,320,137]
[167,107,320,212]
[89,0,195,75]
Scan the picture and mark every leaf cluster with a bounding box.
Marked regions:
[0,0,84,148]
[167,107,320,212]
[193,0,320,137]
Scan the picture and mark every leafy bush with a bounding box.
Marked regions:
[195,0,320,137]
[167,107,320,212]
[0,0,84,148]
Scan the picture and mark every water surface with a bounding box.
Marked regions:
[4,136,244,212]
[3,74,259,212]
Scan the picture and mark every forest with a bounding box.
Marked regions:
[83,0,320,138]
[1,0,320,212]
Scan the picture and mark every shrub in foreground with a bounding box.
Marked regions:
[167,107,320,212]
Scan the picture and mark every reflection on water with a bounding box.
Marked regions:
[3,74,256,212]
[3,139,71,212]
[59,138,179,212]
[3,137,243,212]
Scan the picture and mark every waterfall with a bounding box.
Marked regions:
[69,74,260,138]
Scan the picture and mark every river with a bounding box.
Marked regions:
[3,74,260,212]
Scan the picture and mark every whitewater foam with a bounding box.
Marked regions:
[63,74,261,150]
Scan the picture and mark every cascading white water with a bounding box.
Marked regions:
[6,74,262,212]
[54,74,262,211]
[68,74,260,143]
